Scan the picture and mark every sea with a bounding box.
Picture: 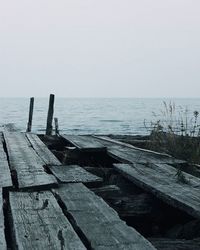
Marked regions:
[0,98,200,135]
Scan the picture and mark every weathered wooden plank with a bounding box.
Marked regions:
[61,135,107,152]
[0,189,7,250]
[149,238,200,250]
[94,136,185,164]
[49,165,103,184]
[53,183,156,250]
[26,133,61,166]
[114,163,200,219]
[9,191,86,250]
[0,133,12,188]
[62,134,184,164]
[3,131,57,190]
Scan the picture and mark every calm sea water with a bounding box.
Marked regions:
[0,98,200,135]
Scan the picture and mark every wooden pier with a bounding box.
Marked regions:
[1,124,200,249]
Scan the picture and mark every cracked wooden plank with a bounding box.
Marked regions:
[9,191,86,250]
[3,131,57,190]
[94,136,185,164]
[0,189,6,250]
[61,135,107,152]
[53,183,156,250]
[0,133,12,188]
[61,134,184,164]
[26,133,61,166]
[114,163,200,219]
[49,165,102,184]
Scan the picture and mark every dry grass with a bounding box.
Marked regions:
[148,102,200,163]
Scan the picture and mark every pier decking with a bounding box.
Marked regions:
[1,128,200,249]
[61,135,184,164]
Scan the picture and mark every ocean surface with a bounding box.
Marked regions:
[0,98,200,135]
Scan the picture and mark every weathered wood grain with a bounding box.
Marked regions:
[0,133,12,188]
[3,131,57,190]
[26,133,61,166]
[49,165,102,184]
[96,135,170,156]
[149,238,200,250]
[61,135,107,152]
[114,163,200,219]
[61,134,184,164]
[94,136,185,164]
[9,191,86,250]
[53,183,156,250]
[0,189,7,250]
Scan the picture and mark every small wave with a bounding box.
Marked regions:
[100,119,123,123]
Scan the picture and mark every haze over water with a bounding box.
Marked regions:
[0,98,199,135]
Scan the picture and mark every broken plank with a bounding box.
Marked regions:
[0,189,6,250]
[53,183,156,250]
[92,185,157,218]
[26,133,61,166]
[93,135,185,164]
[91,185,121,197]
[61,135,107,152]
[0,133,12,188]
[114,163,200,219]
[62,135,184,165]
[3,131,57,190]
[49,165,102,184]
[9,191,86,250]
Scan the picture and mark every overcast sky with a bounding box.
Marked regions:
[0,0,200,97]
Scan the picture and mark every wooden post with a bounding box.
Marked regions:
[26,97,34,132]
[46,94,55,135]
[54,117,59,135]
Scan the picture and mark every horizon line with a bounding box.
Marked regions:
[0,96,199,99]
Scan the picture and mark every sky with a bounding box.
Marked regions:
[0,0,200,97]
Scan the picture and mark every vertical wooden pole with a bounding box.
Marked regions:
[46,94,55,135]
[26,97,34,132]
[54,117,59,135]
